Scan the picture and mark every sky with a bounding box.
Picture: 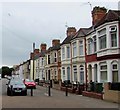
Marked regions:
[0,0,119,67]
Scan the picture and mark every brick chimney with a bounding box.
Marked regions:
[67,27,76,37]
[34,49,39,55]
[92,6,107,25]
[40,43,47,52]
[52,39,60,47]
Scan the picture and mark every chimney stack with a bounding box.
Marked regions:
[92,6,107,25]
[34,49,39,55]
[66,27,76,37]
[40,43,47,52]
[52,39,60,47]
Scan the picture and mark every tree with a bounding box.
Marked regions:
[1,66,13,78]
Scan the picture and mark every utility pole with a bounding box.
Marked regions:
[33,42,35,80]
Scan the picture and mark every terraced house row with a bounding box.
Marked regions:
[13,6,120,85]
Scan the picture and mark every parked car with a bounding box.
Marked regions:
[6,78,27,96]
[24,79,36,89]
[0,74,1,80]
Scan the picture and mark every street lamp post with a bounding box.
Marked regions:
[33,43,35,80]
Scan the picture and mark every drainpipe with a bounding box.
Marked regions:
[84,38,88,91]
[70,42,72,83]
[33,43,35,80]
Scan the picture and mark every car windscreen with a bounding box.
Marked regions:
[10,80,24,85]
[25,80,34,82]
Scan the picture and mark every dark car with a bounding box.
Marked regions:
[6,78,27,96]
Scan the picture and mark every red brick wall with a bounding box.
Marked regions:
[40,43,47,51]
[86,54,97,62]
[52,39,60,46]
[92,7,107,25]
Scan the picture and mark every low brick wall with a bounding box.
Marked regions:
[60,87,76,93]
[104,83,120,103]
[53,84,60,90]
[82,91,103,99]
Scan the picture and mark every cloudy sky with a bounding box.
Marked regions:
[1,0,119,67]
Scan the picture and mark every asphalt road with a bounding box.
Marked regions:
[1,78,119,108]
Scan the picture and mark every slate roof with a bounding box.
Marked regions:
[34,50,47,60]
[47,44,60,53]
[72,27,93,39]
[61,35,74,45]
[94,10,120,28]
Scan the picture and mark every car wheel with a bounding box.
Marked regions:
[24,90,27,96]
[7,89,11,96]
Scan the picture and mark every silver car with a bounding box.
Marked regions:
[7,78,27,96]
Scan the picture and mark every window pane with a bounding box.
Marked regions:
[93,36,96,52]
[113,64,117,69]
[73,42,77,57]
[67,47,70,58]
[67,67,70,80]
[98,28,106,36]
[111,32,117,47]
[88,38,93,54]
[101,71,107,82]
[101,65,107,70]
[99,35,106,49]
[112,71,118,82]
[73,66,77,81]
[62,47,65,59]
[79,41,83,55]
